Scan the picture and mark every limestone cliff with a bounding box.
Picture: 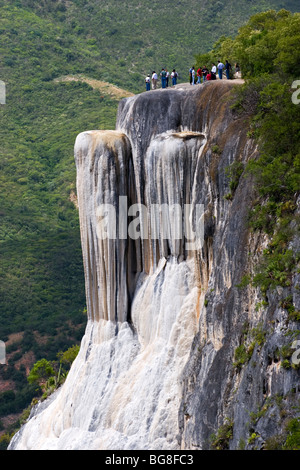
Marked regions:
[9,82,300,450]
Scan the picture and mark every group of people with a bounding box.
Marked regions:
[144,61,241,91]
[145,68,179,91]
[189,60,240,84]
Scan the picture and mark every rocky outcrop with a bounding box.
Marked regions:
[9,82,300,450]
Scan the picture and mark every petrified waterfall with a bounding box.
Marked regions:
[9,82,300,450]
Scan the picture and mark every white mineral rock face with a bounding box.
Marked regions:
[9,263,198,449]
[12,83,296,451]
[10,86,209,450]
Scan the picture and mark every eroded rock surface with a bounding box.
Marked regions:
[9,82,299,450]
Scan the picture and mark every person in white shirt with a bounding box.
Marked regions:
[145,74,150,91]
[211,63,217,74]
[171,69,178,86]
[166,69,170,87]
[152,71,158,89]
[191,66,195,85]
[217,61,224,79]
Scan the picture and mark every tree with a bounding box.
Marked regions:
[195,9,300,296]
[57,344,79,368]
[27,358,55,391]
[55,344,80,385]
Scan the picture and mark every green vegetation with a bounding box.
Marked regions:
[0,345,79,448]
[10,0,299,88]
[224,161,244,200]
[199,10,300,301]
[246,391,300,449]
[233,344,249,368]
[284,418,300,449]
[276,341,300,370]
[27,344,79,398]
[280,296,300,322]
[265,417,300,449]
[233,322,266,369]
[248,432,259,445]
[210,418,234,450]
[249,403,270,426]
[211,144,222,155]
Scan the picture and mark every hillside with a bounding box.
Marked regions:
[0,0,299,447]
[2,0,299,89]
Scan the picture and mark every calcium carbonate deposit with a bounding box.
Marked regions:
[9,82,300,450]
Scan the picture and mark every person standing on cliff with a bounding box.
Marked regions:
[160,68,167,88]
[211,63,217,80]
[197,67,202,84]
[191,66,196,85]
[202,65,208,82]
[152,71,158,89]
[171,69,178,86]
[225,60,232,79]
[166,69,170,87]
[189,66,193,84]
[145,74,151,91]
[217,60,224,79]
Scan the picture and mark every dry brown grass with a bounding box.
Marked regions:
[54,74,134,99]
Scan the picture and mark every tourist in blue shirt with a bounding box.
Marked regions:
[160,68,167,88]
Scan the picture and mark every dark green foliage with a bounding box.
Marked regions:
[227,162,244,193]
[233,344,249,368]
[0,344,79,449]
[0,384,37,417]
[27,358,55,385]
[27,345,79,395]
[284,418,300,449]
[198,9,300,79]
[233,323,267,369]
[224,161,244,200]
[201,10,300,298]
[280,297,300,322]
[252,249,296,294]
[210,418,234,450]
[265,417,300,449]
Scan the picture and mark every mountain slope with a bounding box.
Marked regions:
[5,0,300,90]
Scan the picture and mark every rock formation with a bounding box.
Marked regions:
[9,82,300,450]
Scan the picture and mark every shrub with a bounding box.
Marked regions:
[201,10,300,297]
[284,418,300,450]
[210,418,234,450]
[233,344,249,369]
